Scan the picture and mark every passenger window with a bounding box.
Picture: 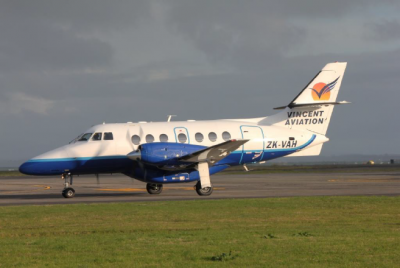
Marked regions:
[92,133,102,141]
[195,133,204,142]
[159,134,168,142]
[146,134,154,143]
[131,135,140,145]
[178,133,187,143]
[208,132,217,142]
[78,133,93,141]
[222,131,231,141]
[104,132,113,140]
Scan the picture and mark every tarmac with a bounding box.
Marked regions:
[0,172,399,206]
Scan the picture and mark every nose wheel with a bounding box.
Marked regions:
[62,187,75,198]
[61,173,75,198]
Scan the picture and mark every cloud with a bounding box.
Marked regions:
[0,19,114,73]
[0,0,151,32]
[0,92,54,115]
[0,0,155,73]
[163,0,399,69]
[0,1,400,163]
[165,1,307,69]
[367,20,400,41]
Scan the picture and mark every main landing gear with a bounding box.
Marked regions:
[194,162,213,196]
[195,181,213,196]
[145,182,213,196]
[146,183,163,194]
[61,173,75,198]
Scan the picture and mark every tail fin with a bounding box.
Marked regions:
[259,62,348,135]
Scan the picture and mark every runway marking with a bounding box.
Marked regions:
[328,179,397,183]
[96,187,226,192]
[34,185,51,189]
[1,185,51,194]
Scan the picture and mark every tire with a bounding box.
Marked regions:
[146,183,163,194]
[195,181,213,196]
[62,187,75,198]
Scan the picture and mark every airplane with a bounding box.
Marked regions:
[19,62,349,198]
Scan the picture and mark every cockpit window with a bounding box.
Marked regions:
[78,133,93,141]
[69,134,83,144]
[92,133,102,141]
[104,132,113,140]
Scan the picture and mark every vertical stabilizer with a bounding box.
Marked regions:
[259,62,348,136]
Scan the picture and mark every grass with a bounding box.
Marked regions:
[0,171,24,177]
[0,196,399,267]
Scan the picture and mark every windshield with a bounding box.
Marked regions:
[69,134,83,144]
[77,133,93,141]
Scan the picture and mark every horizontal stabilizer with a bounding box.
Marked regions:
[274,101,351,110]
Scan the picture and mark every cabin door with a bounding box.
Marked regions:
[240,126,264,164]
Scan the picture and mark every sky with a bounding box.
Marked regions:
[1,0,400,165]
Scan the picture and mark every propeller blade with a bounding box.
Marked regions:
[126,127,135,151]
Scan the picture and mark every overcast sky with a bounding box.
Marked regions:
[1,0,400,165]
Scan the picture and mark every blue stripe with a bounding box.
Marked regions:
[28,155,128,163]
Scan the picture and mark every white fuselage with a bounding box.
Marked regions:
[32,119,326,162]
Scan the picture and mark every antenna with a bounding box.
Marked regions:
[167,115,176,122]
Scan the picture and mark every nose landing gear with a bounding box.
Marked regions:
[61,173,75,198]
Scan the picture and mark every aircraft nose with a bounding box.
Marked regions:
[19,161,36,175]
[19,146,75,176]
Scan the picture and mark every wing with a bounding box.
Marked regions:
[179,139,249,164]
[128,139,249,171]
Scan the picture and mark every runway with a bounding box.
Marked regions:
[1,172,399,206]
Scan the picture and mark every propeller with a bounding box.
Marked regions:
[126,127,135,151]
[126,125,145,151]
[125,125,147,181]
[138,126,145,147]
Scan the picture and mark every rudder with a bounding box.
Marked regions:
[259,62,348,135]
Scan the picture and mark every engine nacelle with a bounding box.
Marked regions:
[130,142,206,166]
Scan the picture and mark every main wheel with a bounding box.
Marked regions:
[62,187,75,198]
[195,181,213,196]
[146,183,163,194]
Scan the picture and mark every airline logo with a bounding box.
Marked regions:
[310,77,340,101]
